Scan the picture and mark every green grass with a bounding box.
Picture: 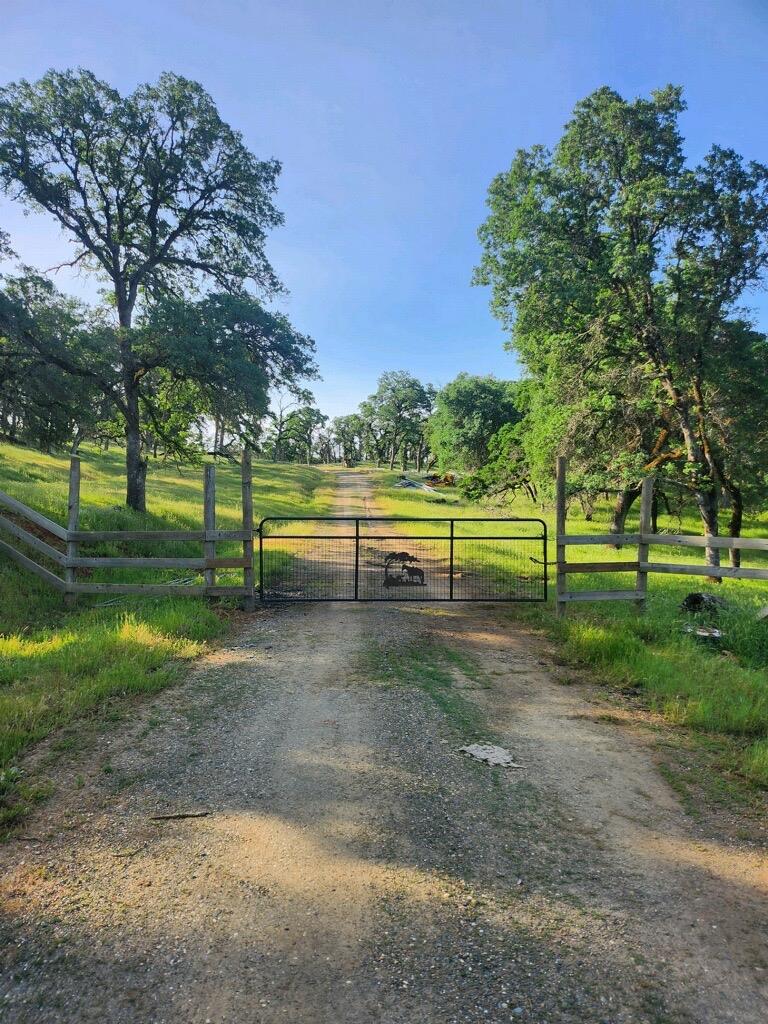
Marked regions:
[0,441,336,828]
[372,470,768,788]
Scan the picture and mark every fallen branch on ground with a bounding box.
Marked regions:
[150,810,211,821]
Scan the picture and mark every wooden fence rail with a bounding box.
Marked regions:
[555,457,768,614]
[0,452,256,606]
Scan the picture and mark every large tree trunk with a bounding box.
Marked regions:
[668,394,721,568]
[695,487,721,569]
[609,486,641,548]
[117,300,148,512]
[70,426,84,455]
[125,387,147,513]
[655,376,722,568]
[726,484,743,569]
[650,489,671,533]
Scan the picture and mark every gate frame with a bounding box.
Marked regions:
[258,516,547,603]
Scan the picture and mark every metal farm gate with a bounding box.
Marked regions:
[258,517,547,602]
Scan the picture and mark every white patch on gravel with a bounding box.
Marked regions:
[459,743,525,768]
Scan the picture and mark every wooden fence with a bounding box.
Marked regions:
[5,453,767,614]
[0,451,256,611]
[555,457,768,615]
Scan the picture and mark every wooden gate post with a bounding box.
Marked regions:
[555,456,567,616]
[636,475,655,611]
[64,456,80,608]
[203,464,216,595]
[241,449,255,611]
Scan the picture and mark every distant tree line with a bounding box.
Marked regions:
[260,371,435,470]
[258,368,522,481]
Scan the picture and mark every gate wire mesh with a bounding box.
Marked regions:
[258,518,547,602]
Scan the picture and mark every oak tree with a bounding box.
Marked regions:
[0,69,294,509]
[476,85,768,564]
[428,373,520,472]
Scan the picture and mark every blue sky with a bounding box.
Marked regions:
[2,0,768,417]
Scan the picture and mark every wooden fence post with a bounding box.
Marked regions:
[636,474,655,611]
[241,449,255,611]
[65,456,80,608]
[555,456,567,616]
[203,464,216,595]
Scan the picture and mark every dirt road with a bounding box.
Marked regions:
[2,472,767,1023]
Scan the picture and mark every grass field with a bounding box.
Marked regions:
[372,470,768,788]
[0,442,335,828]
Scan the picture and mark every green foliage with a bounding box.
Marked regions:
[261,388,315,462]
[279,406,328,464]
[259,369,437,470]
[0,272,111,447]
[360,370,435,469]
[428,372,520,472]
[475,84,768,554]
[460,420,535,502]
[331,414,366,465]
[0,68,283,302]
[137,291,317,444]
